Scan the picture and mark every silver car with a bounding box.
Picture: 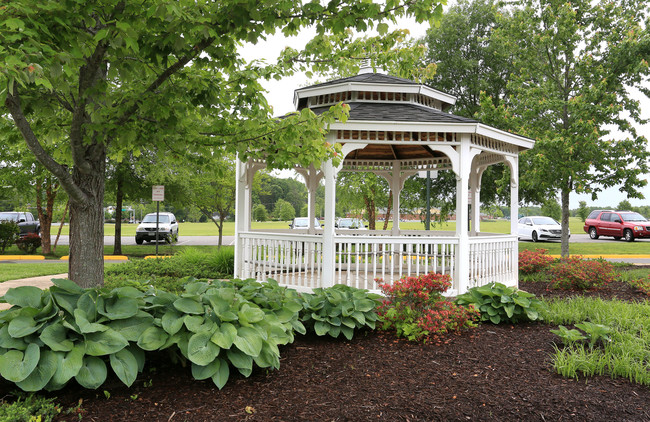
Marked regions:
[135,212,179,244]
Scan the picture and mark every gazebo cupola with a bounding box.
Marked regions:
[234,70,534,295]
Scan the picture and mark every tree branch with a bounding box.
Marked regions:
[4,87,89,204]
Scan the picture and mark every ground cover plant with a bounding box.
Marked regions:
[455,282,546,324]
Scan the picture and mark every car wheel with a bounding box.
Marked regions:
[531,231,538,242]
[588,227,599,239]
[135,238,143,245]
[624,229,635,242]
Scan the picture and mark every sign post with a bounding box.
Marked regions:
[152,186,165,257]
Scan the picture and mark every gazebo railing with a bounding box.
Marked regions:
[237,231,517,294]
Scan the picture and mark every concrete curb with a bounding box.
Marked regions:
[0,255,46,260]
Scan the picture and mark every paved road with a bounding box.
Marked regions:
[49,235,236,247]
[48,233,650,246]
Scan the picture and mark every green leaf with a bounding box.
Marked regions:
[100,297,139,320]
[340,325,354,340]
[110,348,138,387]
[3,286,43,308]
[76,356,107,389]
[314,321,330,336]
[137,326,169,351]
[40,321,74,351]
[187,332,220,366]
[74,309,108,334]
[353,299,375,312]
[489,315,501,324]
[16,349,58,392]
[211,359,230,390]
[191,359,221,380]
[504,304,515,319]
[173,297,204,314]
[162,309,184,335]
[84,328,129,356]
[51,279,84,294]
[211,322,237,349]
[226,348,253,372]
[184,315,206,332]
[8,315,42,338]
[0,324,27,350]
[233,326,263,357]
[238,303,265,326]
[0,343,40,382]
[107,314,154,342]
[49,345,84,388]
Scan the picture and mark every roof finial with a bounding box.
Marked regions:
[358,58,373,74]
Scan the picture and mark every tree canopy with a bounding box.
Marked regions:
[0,0,445,286]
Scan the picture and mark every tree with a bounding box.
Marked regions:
[274,199,296,221]
[1,0,445,287]
[480,0,650,257]
[189,156,236,248]
[541,199,561,222]
[617,200,634,212]
[421,0,514,215]
[337,172,390,230]
[253,204,268,222]
[577,201,589,222]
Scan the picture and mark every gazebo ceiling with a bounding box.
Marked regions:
[343,142,447,161]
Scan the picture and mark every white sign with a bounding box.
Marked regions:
[152,185,165,202]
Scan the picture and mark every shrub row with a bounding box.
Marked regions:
[0,277,380,393]
[0,222,41,255]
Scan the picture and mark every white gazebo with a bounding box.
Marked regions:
[234,70,534,295]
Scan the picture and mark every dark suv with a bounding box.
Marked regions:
[583,210,650,242]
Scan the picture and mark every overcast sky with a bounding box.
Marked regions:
[238,13,650,209]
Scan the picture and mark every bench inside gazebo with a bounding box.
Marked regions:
[234,69,534,296]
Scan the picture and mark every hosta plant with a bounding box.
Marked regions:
[377,273,478,342]
[455,282,546,324]
[299,284,382,340]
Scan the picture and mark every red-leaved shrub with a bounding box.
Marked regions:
[16,233,41,254]
[547,256,616,290]
[519,249,554,274]
[376,273,478,342]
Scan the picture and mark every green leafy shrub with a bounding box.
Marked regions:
[0,393,60,422]
[377,273,478,342]
[518,249,554,274]
[15,234,42,254]
[0,277,301,392]
[455,282,546,324]
[0,221,19,254]
[299,284,382,340]
[630,277,650,295]
[104,247,235,288]
[547,256,616,290]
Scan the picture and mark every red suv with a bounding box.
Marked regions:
[583,210,650,242]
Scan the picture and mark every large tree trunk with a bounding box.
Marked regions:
[69,164,105,288]
[364,196,376,230]
[560,187,570,258]
[114,177,123,255]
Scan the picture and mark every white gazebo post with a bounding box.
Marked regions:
[296,164,323,234]
[455,137,471,295]
[469,166,484,236]
[321,159,337,287]
[234,157,249,279]
[506,156,520,287]
[390,162,401,235]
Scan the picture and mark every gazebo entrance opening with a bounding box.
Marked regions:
[234,72,534,295]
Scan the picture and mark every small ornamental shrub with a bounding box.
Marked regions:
[518,249,555,274]
[0,393,60,422]
[377,273,478,342]
[455,282,546,324]
[547,256,616,290]
[15,233,42,254]
[0,220,19,254]
[631,277,650,295]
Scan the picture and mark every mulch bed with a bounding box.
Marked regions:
[4,277,650,421]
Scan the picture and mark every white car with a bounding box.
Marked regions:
[517,216,567,242]
[289,217,322,230]
[135,212,179,244]
[335,218,367,229]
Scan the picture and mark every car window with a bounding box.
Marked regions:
[611,214,622,223]
[600,213,611,222]
[532,217,558,225]
[0,213,18,222]
[587,210,602,219]
[620,212,647,222]
[521,218,530,225]
[142,214,170,223]
[518,218,525,224]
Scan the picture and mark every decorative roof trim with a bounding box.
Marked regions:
[293,82,456,109]
[327,121,535,150]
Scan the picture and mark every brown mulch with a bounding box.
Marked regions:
[5,279,650,421]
